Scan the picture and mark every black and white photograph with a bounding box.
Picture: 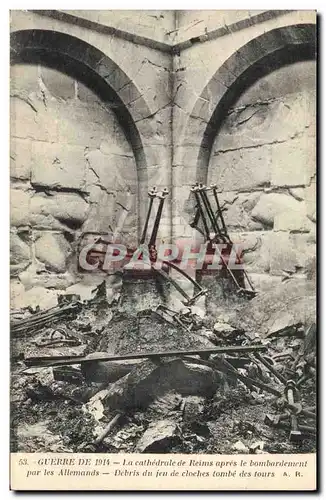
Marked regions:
[9,8,317,490]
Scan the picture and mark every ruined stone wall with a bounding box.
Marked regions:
[10,61,139,301]
[10,10,316,307]
[10,10,173,238]
[172,11,316,227]
[208,60,316,290]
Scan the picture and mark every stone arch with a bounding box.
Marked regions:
[184,23,316,182]
[10,28,152,234]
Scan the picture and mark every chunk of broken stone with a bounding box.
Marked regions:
[84,399,105,421]
[136,419,180,453]
[189,420,210,437]
[233,280,316,339]
[103,361,159,411]
[23,367,54,386]
[213,322,237,337]
[197,330,220,344]
[104,423,143,450]
[147,391,182,417]
[84,389,109,421]
[249,441,265,454]
[232,440,249,453]
[182,395,206,423]
[104,358,220,411]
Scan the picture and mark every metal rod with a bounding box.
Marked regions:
[243,268,255,292]
[210,355,282,397]
[149,188,168,248]
[162,260,203,292]
[191,187,210,240]
[153,267,191,302]
[24,345,267,368]
[202,187,224,238]
[187,289,207,305]
[11,303,79,328]
[11,305,80,335]
[190,207,201,230]
[254,352,288,385]
[198,185,221,237]
[218,249,243,291]
[140,187,157,244]
[186,355,282,397]
[210,184,229,239]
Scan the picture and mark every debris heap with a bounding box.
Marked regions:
[10,186,316,455]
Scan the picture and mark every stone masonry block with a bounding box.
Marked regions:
[11,189,31,227]
[10,96,46,142]
[214,93,315,152]
[174,144,202,170]
[271,137,316,187]
[267,231,297,275]
[95,58,120,81]
[55,103,111,148]
[176,61,210,98]
[212,64,237,89]
[30,193,89,228]
[31,142,86,190]
[118,81,142,105]
[40,66,76,100]
[274,206,313,233]
[142,145,171,172]
[174,80,198,114]
[86,149,137,193]
[144,81,171,116]
[234,37,267,67]
[99,139,133,157]
[257,24,316,57]
[173,164,198,187]
[10,138,32,180]
[229,231,268,274]
[289,233,316,272]
[176,116,208,149]
[190,97,211,122]
[135,107,172,146]
[82,191,116,233]
[220,192,263,231]
[146,165,170,188]
[126,95,153,122]
[104,68,131,94]
[35,232,72,273]
[10,63,39,96]
[304,182,316,223]
[200,76,228,113]
[209,145,271,192]
[10,232,31,265]
[77,81,102,104]
[251,192,302,228]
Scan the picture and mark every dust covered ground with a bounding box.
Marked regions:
[10,281,316,455]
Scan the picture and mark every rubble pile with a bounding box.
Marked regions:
[10,274,316,455]
[10,185,316,454]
